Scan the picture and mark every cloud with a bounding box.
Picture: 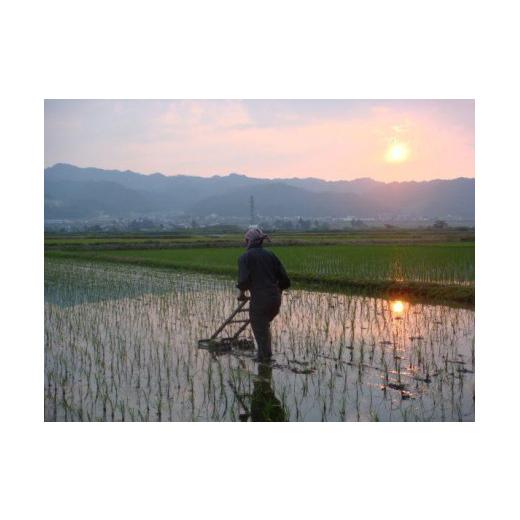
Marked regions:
[45,100,474,181]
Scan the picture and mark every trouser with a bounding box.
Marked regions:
[249,289,281,359]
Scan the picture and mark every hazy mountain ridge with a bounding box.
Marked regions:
[189,183,387,218]
[44,163,475,220]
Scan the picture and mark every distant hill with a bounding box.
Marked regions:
[44,163,475,220]
[188,183,388,218]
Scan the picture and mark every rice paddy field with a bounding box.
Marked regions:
[46,231,475,305]
[48,242,473,282]
[45,259,475,422]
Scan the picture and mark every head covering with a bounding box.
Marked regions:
[244,226,269,247]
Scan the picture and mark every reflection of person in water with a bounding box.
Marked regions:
[250,363,286,422]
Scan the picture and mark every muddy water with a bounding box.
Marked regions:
[45,259,475,421]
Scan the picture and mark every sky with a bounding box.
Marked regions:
[44,99,474,182]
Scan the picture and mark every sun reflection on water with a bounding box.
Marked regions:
[390,300,405,314]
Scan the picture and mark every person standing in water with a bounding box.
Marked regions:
[237,226,290,362]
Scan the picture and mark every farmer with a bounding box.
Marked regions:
[237,226,290,362]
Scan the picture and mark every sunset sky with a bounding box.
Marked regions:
[45,99,474,182]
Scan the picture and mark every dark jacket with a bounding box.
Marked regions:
[237,244,291,293]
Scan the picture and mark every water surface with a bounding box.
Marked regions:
[45,259,475,421]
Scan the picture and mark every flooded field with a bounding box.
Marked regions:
[44,259,475,421]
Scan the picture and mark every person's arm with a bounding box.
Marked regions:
[274,255,291,290]
[237,253,251,298]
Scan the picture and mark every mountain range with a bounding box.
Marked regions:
[44,163,475,220]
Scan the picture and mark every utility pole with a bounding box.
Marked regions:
[249,195,255,225]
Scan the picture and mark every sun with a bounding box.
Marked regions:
[385,142,410,163]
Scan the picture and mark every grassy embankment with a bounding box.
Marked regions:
[45,230,475,306]
[45,228,474,249]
